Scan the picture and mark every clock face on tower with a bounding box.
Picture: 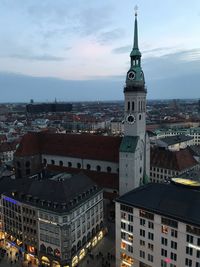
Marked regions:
[126,114,135,124]
[128,71,136,80]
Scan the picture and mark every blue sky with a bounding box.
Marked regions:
[0,0,200,102]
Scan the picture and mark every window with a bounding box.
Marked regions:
[161,217,178,228]
[121,212,126,219]
[161,260,167,267]
[51,160,55,165]
[121,204,133,213]
[140,229,145,237]
[171,241,177,250]
[186,246,193,256]
[127,101,130,111]
[171,252,177,261]
[59,161,63,166]
[68,162,72,167]
[128,234,133,242]
[140,250,145,259]
[121,241,126,250]
[128,245,133,253]
[139,114,142,120]
[77,163,81,168]
[197,250,200,258]
[132,102,134,111]
[148,243,153,251]
[162,225,169,234]
[128,225,133,232]
[96,165,101,172]
[185,258,192,266]
[161,249,167,257]
[148,232,154,241]
[121,232,126,239]
[139,210,154,220]
[140,240,145,246]
[148,254,153,262]
[86,164,91,170]
[171,229,178,238]
[186,225,200,236]
[148,222,154,229]
[107,166,111,173]
[186,234,193,243]
[121,222,126,230]
[128,214,133,222]
[140,219,146,226]
[161,237,168,246]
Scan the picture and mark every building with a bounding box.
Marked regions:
[14,7,150,198]
[0,141,18,163]
[152,135,194,151]
[150,146,198,183]
[115,179,200,267]
[26,103,72,114]
[0,173,104,267]
[153,127,200,145]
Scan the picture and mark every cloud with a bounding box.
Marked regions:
[97,28,125,44]
[9,54,66,61]
[112,45,131,54]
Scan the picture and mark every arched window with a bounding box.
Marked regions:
[47,246,53,255]
[139,114,142,120]
[68,162,72,167]
[107,166,111,173]
[96,165,101,172]
[77,163,81,169]
[51,160,55,165]
[59,161,63,166]
[86,164,91,170]
[43,158,47,165]
[127,101,130,111]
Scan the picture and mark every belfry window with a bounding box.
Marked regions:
[127,102,130,111]
[132,102,135,111]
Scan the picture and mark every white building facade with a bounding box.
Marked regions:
[116,181,200,267]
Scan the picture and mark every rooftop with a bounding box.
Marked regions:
[1,173,101,213]
[15,132,122,162]
[150,147,197,171]
[158,135,193,146]
[117,182,200,227]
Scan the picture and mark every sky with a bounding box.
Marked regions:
[0,0,200,102]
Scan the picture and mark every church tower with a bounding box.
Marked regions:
[119,8,150,196]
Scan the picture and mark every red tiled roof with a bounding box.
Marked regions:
[46,165,119,190]
[150,147,198,171]
[15,132,122,162]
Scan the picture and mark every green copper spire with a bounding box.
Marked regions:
[130,6,141,57]
[133,8,138,49]
[125,6,146,90]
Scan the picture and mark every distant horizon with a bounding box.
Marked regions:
[0,97,199,104]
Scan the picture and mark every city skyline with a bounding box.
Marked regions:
[0,0,200,102]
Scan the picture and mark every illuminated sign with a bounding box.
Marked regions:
[3,196,18,205]
[38,218,58,226]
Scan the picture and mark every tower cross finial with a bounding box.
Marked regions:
[134,5,138,16]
